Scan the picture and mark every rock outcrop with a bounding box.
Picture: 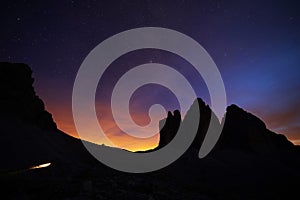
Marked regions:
[0,62,57,130]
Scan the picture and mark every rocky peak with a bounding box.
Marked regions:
[158,98,220,150]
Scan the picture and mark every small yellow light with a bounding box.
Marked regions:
[30,162,51,169]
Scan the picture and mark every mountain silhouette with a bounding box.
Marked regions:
[1,62,299,200]
[158,98,298,156]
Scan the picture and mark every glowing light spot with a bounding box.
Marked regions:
[30,162,51,169]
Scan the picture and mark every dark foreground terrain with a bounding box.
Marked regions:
[1,62,299,200]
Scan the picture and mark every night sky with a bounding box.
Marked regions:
[1,0,300,150]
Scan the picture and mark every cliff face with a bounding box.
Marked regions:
[0,62,57,130]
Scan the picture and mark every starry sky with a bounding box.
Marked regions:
[1,0,300,150]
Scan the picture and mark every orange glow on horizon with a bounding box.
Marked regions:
[290,139,300,145]
[47,102,160,152]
